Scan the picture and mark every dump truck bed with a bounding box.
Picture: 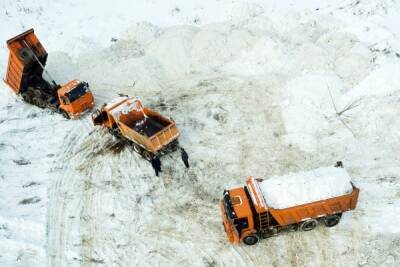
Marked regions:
[127,110,170,137]
[268,185,359,226]
[108,98,179,153]
[246,174,360,226]
[5,28,47,94]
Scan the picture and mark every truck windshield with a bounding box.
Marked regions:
[65,82,89,103]
[223,191,237,221]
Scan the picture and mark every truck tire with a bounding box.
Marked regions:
[300,219,317,231]
[109,128,121,139]
[21,91,33,103]
[37,98,47,108]
[142,151,153,161]
[32,89,46,108]
[169,140,179,152]
[32,96,41,107]
[243,235,259,246]
[60,110,70,119]
[288,224,298,232]
[324,214,341,227]
[132,143,143,154]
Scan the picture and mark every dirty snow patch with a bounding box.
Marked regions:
[260,166,354,209]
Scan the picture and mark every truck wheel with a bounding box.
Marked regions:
[21,92,32,103]
[31,90,45,107]
[60,110,70,119]
[132,143,143,154]
[109,128,121,139]
[32,97,41,107]
[169,140,179,151]
[243,235,259,246]
[324,214,341,227]
[300,219,317,231]
[37,98,47,108]
[288,224,298,232]
[142,151,153,161]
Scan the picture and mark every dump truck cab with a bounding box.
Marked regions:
[57,80,94,118]
[4,28,94,118]
[220,187,256,244]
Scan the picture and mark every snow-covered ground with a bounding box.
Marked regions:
[0,0,400,266]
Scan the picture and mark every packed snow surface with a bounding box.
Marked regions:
[1,0,400,266]
[260,167,353,209]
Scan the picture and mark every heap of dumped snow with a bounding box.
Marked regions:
[109,97,144,120]
[260,167,353,209]
[105,96,129,109]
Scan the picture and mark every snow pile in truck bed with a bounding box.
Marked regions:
[104,96,128,109]
[260,167,353,209]
[109,97,143,120]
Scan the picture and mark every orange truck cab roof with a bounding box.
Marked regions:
[57,79,81,95]
[226,187,253,220]
[58,80,94,118]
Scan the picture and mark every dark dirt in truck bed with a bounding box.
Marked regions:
[130,117,169,137]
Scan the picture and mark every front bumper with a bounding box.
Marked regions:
[68,101,95,119]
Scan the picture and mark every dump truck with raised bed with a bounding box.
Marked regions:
[92,96,185,162]
[4,29,94,118]
[220,165,360,245]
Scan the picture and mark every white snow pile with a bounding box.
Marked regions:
[104,96,128,109]
[260,167,354,209]
[109,97,144,120]
[1,0,400,266]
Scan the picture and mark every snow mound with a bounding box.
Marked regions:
[105,96,128,109]
[260,166,353,209]
[109,97,143,120]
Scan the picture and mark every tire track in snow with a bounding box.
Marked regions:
[47,117,109,266]
[47,122,81,267]
[44,73,338,267]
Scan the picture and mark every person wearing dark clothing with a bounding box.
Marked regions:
[334,161,343,168]
[151,156,162,176]
[181,148,189,168]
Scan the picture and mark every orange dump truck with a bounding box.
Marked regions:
[92,96,183,161]
[220,165,360,245]
[4,29,94,118]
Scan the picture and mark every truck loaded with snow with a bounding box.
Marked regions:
[4,29,94,118]
[220,165,360,245]
[92,96,184,162]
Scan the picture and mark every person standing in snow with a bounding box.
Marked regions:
[181,148,189,168]
[151,156,162,176]
[334,161,343,168]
